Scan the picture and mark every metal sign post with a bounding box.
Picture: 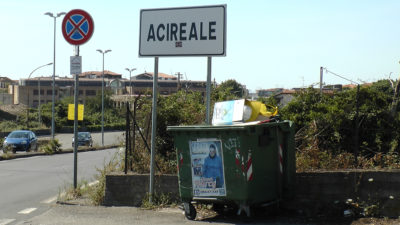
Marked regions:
[62,9,94,189]
[206,57,212,124]
[73,46,80,189]
[139,5,226,201]
[149,57,159,203]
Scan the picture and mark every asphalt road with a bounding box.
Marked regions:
[54,131,125,149]
[0,148,120,225]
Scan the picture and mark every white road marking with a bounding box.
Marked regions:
[41,196,58,204]
[0,219,16,225]
[18,208,37,214]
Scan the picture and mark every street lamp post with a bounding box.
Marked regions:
[125,68,136,97]
[38,76,41,125]
[44,11,66,140]
[26,63,53,129]
[97,49,112,146]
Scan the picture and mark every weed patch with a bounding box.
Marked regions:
[1,151,15,159]
[58,180,89,203]
[41,139,62,155]
[87,152,122,205]
[141,192,178,209]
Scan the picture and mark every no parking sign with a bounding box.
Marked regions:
[62,9,94,45]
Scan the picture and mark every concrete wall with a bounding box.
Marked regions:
[104,173,179,207]
[289,171,400,217]
[104,171,400,217]
[0,93,12,105]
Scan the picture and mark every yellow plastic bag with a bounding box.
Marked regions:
[245,100,278,122]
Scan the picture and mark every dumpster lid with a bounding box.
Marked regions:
[167,120,290,132]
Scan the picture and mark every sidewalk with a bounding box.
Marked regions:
[21,202,393,225]
[24,205,201,225]
[21,198,295,225]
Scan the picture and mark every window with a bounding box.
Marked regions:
[47,90,58,95]
[34,90,44,95]
[86,90,96,96]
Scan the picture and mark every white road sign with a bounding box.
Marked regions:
[139,5,226,57]
[70,56,82,75]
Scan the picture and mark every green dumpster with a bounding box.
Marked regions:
[167,120,295,219]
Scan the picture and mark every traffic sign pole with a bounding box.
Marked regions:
[73,45,79,189]
[62,9,94,189]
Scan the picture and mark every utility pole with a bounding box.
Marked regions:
[175,72,182,91]
[320,67,323,94]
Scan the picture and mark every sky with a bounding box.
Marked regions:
[1,0,400,92]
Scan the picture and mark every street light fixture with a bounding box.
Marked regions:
[45,11,66,140]
[125,68,136,97]
[97,49,112,146]
[26,62,53,129]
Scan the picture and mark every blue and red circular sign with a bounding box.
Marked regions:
[62,9,94,45]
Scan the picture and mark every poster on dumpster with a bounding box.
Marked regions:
[190,139,226,197]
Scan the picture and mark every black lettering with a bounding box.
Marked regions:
[189,22,198,40]
[157,24,165,41]
[170,23,178,41]
[180,23,187,40]
[167,24,169,41]
[200,22,207,40]
[147,24,155,41]
[209,21,216,40]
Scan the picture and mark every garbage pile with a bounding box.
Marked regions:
[212,99,278,125]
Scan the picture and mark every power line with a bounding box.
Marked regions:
[324,68,359,85]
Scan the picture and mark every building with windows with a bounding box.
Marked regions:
[132,72,177,81]
[7,71,207,108]
[0,77,16,88]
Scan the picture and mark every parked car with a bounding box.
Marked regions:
[2,130,38,153]
[72,132,93,147]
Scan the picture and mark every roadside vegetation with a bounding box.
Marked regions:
[281,80,400,171]
[125,79,400,174]
[5,78,400,209]
[41,139,62,155]
[0,90,124,133]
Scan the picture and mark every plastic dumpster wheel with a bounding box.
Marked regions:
[183,202,196,220]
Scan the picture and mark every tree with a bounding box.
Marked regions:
[211,79,245,104]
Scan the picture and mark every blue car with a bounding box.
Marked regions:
[2,130,38,153]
